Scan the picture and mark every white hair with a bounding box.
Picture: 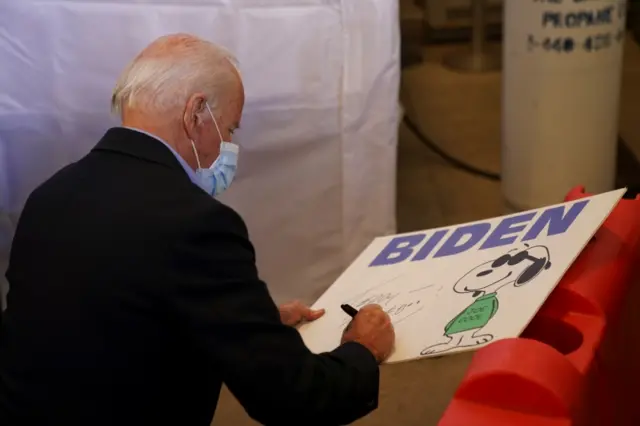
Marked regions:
[111,34,240,116]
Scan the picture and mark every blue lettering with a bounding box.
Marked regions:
[411,230,448,261]
[528,35,576,53]
[369,234,425,267]
[584,33,612,52]
[522,200,589,241]
[542,7,614,28]
[433,223,491,258]
[542,12,561,28]
[596,6,614,25]
[370,199,590,267]
[564,37,575,52]
[566,13,581,27]
[480,212,536,250]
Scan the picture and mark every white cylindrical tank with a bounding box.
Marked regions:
[502,0,627,210]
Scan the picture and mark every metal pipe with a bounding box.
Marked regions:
[441,0,500,73]
[502,0,627,209]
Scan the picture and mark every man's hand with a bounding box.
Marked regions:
[278,300,325,327]
[341,304,395,364]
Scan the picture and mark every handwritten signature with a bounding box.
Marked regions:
[339,280,437,328]
[354,292,421,313]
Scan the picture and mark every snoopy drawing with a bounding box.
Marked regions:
[420,244,552,356]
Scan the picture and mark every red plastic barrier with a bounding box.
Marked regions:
[438,186,640,426]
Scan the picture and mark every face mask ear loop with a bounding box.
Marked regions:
[190,140,202,169]
[205,103,225,144]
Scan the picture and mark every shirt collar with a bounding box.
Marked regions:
[123,127,198,185]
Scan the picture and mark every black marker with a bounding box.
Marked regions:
[341,304,359,318]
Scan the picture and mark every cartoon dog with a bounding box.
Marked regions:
[420,244,551,356]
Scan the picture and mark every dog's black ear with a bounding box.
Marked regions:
[517,258,547,285]
[545,261,551,270]
[492,254,511,268]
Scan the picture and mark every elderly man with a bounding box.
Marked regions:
[0,34,395,426]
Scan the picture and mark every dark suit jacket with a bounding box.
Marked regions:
[0,128,379,426]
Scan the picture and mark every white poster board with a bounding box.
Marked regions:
[299,189,625,363]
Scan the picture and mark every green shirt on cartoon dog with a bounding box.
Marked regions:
[444,293,499,335]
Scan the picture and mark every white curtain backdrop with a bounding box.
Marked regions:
[0,0,400,307]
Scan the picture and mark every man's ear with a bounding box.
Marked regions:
[183,93,207,141]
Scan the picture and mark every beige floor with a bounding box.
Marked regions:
[211,3,640,425]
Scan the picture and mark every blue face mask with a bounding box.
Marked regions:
[191,103,239,196]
